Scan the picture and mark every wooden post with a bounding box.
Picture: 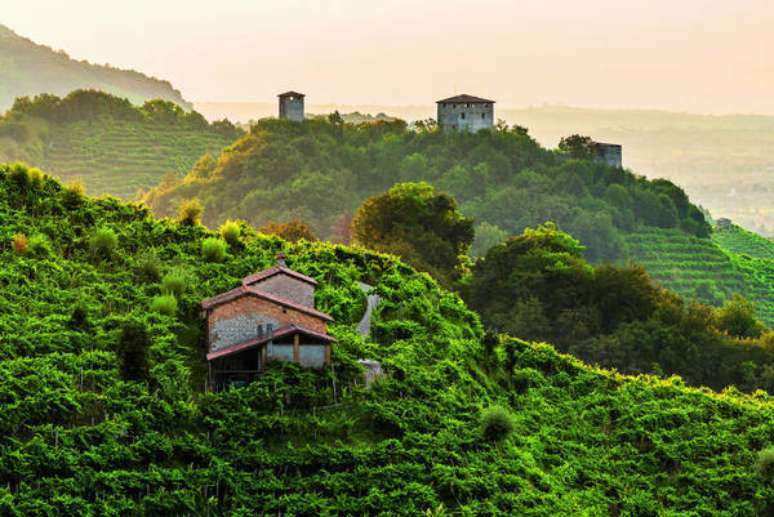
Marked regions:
[260,344,267,370]
[324,344,331,365]
[293,334,300,363]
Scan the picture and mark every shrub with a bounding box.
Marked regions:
[136,250,162,282]
[220,219,241,246]
[117,322,150,381]
[11,233,28,255]
[28,233,52,257]
[480,406,514,443]
[201,238,227,263]
[161,269,188,297]
[150,294,178,316]
[9,162,31,189]
[62,181,85,208]
[178,198,203,226]
[90,227,118,257]
[756,446,774,480]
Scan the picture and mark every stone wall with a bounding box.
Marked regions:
[279,97,304,122]
[207,295,326,352]
[251,275,315,307]
[437,102,494,132]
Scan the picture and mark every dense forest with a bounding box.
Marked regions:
[1,163,772,514]
[142,117,773,325]
[0,90,241,198]
[0,24,190,112]
[144,117,709,263]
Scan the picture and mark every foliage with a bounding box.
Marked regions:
[464,223,774,393]
[557,134,596,160]
[480,406,514,443]
[756,446,774,480]
[150,294,178,316]
[11,232,28,255]
[89,226,118,258]
[161,269,189,298]
[259,219,317,243]
[177,198,203,226]
[201,237,227,263]
[135,250,162,283]
[117,322,150,381]
[0,163,772,515]
[714,294,765,338]
[143,117,710,267]
[220,219,242,246]
[353,182,474,285]
[0,89,240,199]
[28,233,52,257]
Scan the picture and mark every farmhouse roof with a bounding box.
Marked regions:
[436,94,495,104]
[200,285,334,322]
[241,264,318,287]
[206,324,336,361]
[278,91,305,98]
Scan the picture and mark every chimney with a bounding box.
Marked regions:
[276,252,287,267]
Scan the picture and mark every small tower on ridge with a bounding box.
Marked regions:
[278,91,305,122]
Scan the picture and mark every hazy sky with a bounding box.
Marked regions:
[4,0,773,113]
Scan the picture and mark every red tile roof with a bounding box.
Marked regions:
[206,324,336,361]
[241,265,318,287]
[436,94,495,104]
[200,285,334,322]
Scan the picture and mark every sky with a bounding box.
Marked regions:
[3,0,774,114]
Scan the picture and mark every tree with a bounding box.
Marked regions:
[714,294,764,338]
[259,219,317,243]
[352,182,474,285]
[558,134,596,160]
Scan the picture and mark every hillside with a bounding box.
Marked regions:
[0,90,240,198]
[1,163,772,514]
[626,226,774,326]
[141,117,774,323]
[195,102,774,236]
[0,25,190,112]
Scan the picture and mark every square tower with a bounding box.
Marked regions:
[436,94,495,133]
[278,91,305,122]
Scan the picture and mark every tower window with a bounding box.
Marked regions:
[481,113,486,119]
[460,112,466,120]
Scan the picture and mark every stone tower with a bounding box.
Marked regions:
[436,94,495,132]
[278,91,305,122]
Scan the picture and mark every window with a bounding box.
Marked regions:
[466,103,470,108]
[481,113,486,119]
[460,112,466,120]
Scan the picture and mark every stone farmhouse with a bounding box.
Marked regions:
[202,253,335,390]
[278,91,305,122]
[436,94,495,133]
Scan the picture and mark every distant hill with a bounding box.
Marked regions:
[0,90,241,198]
[0,24,191,112]
[1,164,772,514]
[195,102,774,236]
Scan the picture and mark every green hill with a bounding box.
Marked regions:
[142,117,774,324]
[0,24,190,112]
[0,90,241,198]
[1,163,772,514]
[626,226,774,326]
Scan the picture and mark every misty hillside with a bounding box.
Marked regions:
[0,90,241,198]
[0,25,190,112]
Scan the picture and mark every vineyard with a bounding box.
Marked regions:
[625,226,774,326]
[39,120,231,198]
[1,163,772,514]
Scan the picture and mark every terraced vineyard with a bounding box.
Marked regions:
[37,120,232,199]
[626,226,774,327]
